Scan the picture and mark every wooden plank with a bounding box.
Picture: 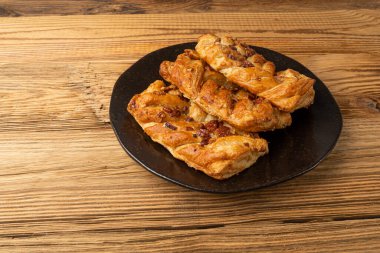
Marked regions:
[0,11,379,65]
[0,220,379,252]
[0,0,379,17]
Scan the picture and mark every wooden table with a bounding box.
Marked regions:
[1,1,379,252]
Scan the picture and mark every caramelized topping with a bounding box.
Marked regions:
[164,122,177,130]
[171,110,181,117]
[182,105,189,113]
[185,116,194,122]
[163,106,181,117]
[157,111,165,122]
[228,54,237,60]
[204,120,220,132]
[163,106,173,113]
[192,120,235,146]
[242,61,254,68]
[215,126,232,137]
[200,139,210,146]
[196,128,210,138]
[196,127,211,146]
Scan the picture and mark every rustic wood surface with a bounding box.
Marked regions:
[1,0,380,16]
[0,1,379,252]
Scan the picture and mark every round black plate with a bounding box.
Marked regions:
[109,42,342,193]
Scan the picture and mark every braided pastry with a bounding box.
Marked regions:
[127,80,268,180]
[195,34,315,112]
[160,50,291,132]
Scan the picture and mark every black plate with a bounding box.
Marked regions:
[109,42,342,193]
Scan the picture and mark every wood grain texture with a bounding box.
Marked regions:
[0,8,380,253]
[0,0,380,16]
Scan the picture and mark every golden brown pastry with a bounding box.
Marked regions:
[127,80,268,180]
[195,34,315,112]
[160,50,291,132]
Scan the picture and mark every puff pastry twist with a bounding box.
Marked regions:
[195,34,315,112]
[160,50,291,132]
[127,80,268,180]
